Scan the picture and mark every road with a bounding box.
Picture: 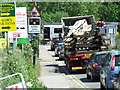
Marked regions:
[38,44,100,89]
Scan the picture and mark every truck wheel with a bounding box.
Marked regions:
[100,81,104,90]
[67,65,72,73]
[87,73,90,79]
[55,53,58,57]
[51,48,53,51]
[91,73,95,81]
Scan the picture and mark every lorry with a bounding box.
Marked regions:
[41,23,63,44]
[61,15,110,72]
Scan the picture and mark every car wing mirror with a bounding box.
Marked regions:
[112,74,119,78]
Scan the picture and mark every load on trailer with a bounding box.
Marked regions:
[61,15,110,72]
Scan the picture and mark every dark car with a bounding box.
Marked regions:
[86,51,110,81]
[51,38,59,50]
[112,71,120,90]
[51,37,63,50]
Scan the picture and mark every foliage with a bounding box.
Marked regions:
[42,11,69,23]
[1,49,46,88]
[115,34,120,49]
[1,43,45,88]
[16,2,120,23]
[31,34,41,57]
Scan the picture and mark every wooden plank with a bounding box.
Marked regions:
[102,38,111,40]
[65,31,107,39]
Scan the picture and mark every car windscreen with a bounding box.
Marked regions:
[115,55,120,66]
[95,54,106,64]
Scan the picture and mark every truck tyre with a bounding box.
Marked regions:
[91,73,95,81]
[51,47,55,51]
[51,48,53,51]
[55,53,57,56]
[100,81,104,90]
[67,65,72,73]
[87,73,90,79]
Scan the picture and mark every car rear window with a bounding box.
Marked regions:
[115,55,120,66]
[95,54,106,64]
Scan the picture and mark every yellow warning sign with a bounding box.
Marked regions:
[0,38,9,48]
[0,17,16,31]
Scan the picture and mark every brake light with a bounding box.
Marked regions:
[111,55,115,71]
[60,52,63,54]
[110,78,113,80]
[58,48,60,50]
[53,43,55,45]
[93,64,99,67]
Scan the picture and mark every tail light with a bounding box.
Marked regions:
[70,58,78,60]
[111,55,115,71]
[60,52,63,54]
[93,63,99,67]
[110,78,113,80]
[53,43,55,45]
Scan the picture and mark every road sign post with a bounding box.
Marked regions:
[29,3,41,65]
[32,34,36,65]
[13,38,16,52]
[0,2,16,53]
[6,31,9,54]
[28,17,41,65]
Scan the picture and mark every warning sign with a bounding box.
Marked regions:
[0,2,16,31]
[28,17,41,33]
[29,6,40,16]
[95,21,105,28]
[8,7,27,38]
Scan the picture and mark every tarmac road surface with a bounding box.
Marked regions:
[38,44,100,90]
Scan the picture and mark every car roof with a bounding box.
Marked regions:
[95,51,111,55]
[110,50,120,55]
[58,43,64,44]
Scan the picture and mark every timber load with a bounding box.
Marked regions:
[63,19,110,55]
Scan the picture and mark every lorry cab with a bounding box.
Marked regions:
[41,23,63,44]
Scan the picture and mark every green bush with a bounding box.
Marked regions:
[115,35,120,49]
[0,45,46,88]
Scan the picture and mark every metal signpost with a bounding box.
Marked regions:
[0,2,16,52]
[28,16,41,65]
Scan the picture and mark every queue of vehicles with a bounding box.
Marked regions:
[42,15,120,89]
[51,42,120,89]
